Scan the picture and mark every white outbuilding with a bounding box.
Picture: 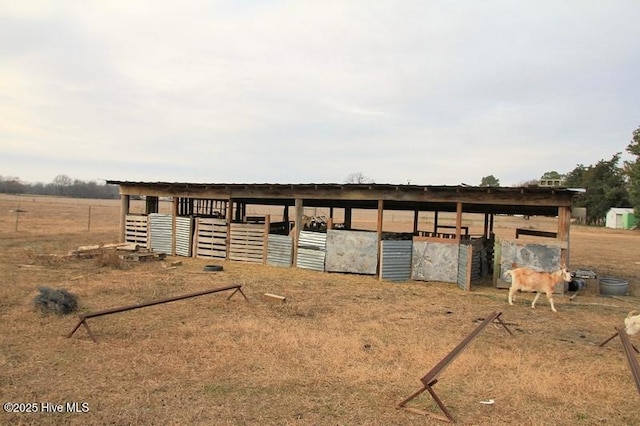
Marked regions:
[605,207,636,229]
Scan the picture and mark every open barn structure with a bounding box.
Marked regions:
[106,181,580,291]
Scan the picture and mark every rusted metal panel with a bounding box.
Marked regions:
[296,231,326,271]
[411,240,459,283]
[381,240,412,282]
[267,234,293,267]
[498,239,563,291]
[325,230,378,275]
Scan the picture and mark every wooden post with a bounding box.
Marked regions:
[345,207,352,230]
[226,198,233,260]
[557,206,571,266]
[413,210,419,235]
[120,195,130,243]
[263,214,270,265]
[483,213,489,239]
[14,206,20,232]
[455,202,463,241]
[87,205,92,232]
[433,211,439,235]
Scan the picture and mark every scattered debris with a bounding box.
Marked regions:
[68,243,166,262]
[34,286,78,315]
[573,269,597,279]
[479,399,495,405]
[120,250,166,262]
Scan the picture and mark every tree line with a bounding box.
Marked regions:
[0,174,119,199]
[480,126,640,225]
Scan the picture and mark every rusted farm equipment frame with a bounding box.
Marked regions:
[67,284,248,343]
[599,327,640,395]
[397,311,513,423]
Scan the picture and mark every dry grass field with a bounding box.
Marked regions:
[1,194,639,425]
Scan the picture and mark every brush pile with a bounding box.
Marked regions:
[33,286,78,315]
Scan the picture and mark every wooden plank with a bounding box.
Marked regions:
[263,293,286,303]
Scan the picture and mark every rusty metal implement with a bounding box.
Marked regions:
[397,311,513,423]
[67,284,248,343]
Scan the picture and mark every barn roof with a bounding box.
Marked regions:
[106,180,580,217]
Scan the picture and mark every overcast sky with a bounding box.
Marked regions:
[1,1,639,187]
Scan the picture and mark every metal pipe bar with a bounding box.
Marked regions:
[68,284,246,341]
[81,284,243,319]
[398,312,511,423]
[421,311,503,385]
[617,327,640,395]
[599,329,639,353]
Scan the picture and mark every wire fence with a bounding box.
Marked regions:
[0,195,126,234]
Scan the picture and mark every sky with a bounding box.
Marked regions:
[1,1,639,187]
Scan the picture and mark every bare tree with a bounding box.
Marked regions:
[345,172,373,184]
[53,174,72,196]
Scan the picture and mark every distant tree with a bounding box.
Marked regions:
[516,179,540,187]
[345,172,373,184]
[52,174,72,196]
[479,175,500,187]
[0,175,118,199]
[53,174,72,186]
[567,154,629,225]
[0,176,25,194]
[624,126,640,217]
[564,164,587,188]
[541,171,564,179]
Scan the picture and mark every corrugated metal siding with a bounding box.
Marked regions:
[149,213,172,254]
[469,240,483,281]
[176,216,192,257]
[267,234,293,267]
[457,244,471,291]
[296,231,326,271]
[381,240,412,282]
